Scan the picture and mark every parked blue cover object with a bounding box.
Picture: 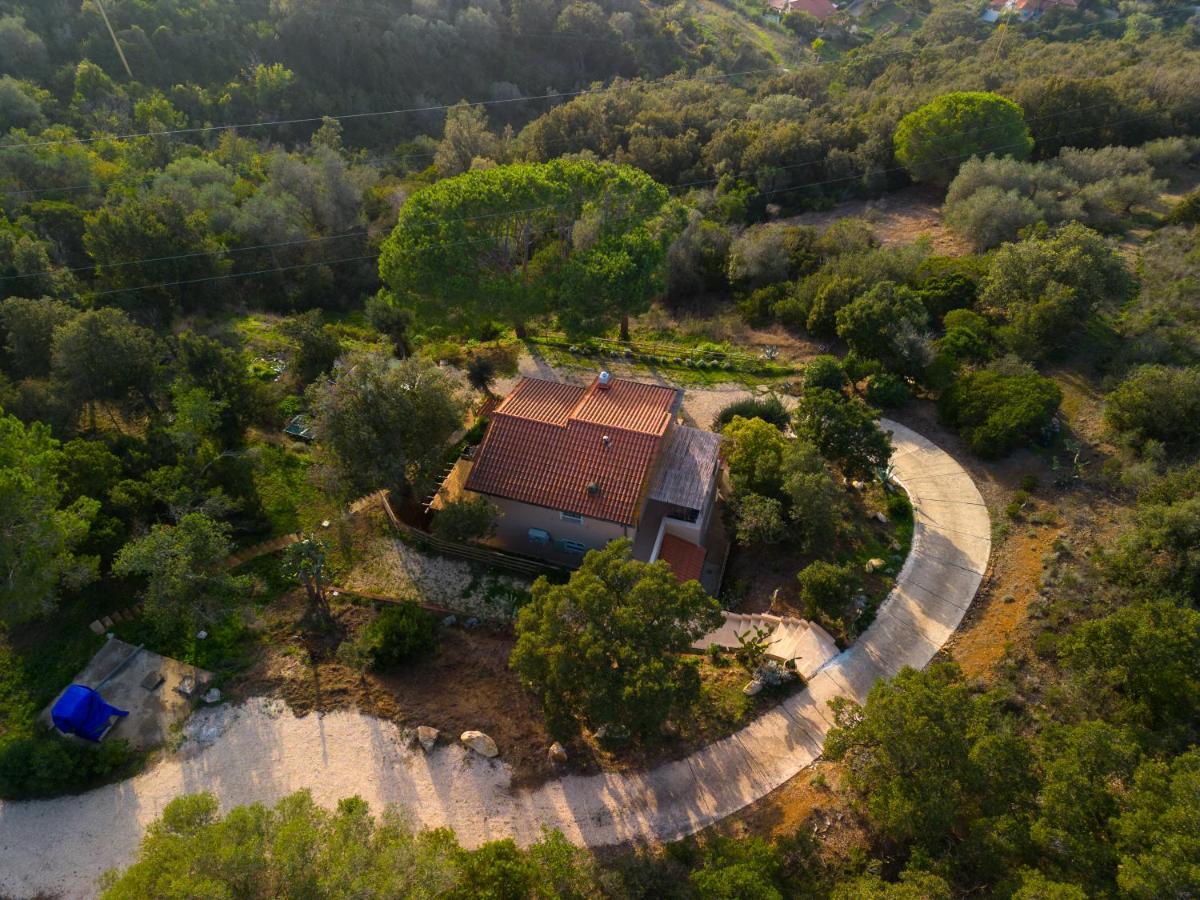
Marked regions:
[51,684,128,742]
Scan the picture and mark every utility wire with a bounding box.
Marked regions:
[59,105,1173,298]
[0,67,784,152]
[0,99,1172,286]
[0,3,1177,201]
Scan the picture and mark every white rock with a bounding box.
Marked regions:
[548,741,568,764]
[203,688,221,704]
[865,558,886,573]
[461,730,499,758]
[743,678,765,696]
[416,726,438,753]
[873,511,888,524]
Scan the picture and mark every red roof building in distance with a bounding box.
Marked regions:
[767,0,838,21]
[465,374,680,527]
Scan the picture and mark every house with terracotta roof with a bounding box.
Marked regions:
[441,372,725,589]
[766,0,839,22]
[982,0,1077,22]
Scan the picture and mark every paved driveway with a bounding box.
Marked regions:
[0,419,989,899]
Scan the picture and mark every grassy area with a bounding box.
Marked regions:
[528,337,799,387]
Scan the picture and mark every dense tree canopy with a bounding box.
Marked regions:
[0,409,97,623]
[379,160,678,338]
[112,511,249,636]
[894,92,1033,186]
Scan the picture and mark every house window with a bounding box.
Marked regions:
[560,511,583,524]
[527,528,550,545]
[557,539,587,555]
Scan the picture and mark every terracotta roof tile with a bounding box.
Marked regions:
[492,379,585,426]
[657,533,707,584]
[464,376,680,525]
[572,379,678,435]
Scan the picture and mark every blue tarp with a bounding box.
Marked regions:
[51,684,128,742]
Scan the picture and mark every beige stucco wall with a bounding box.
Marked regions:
[485,495,631,564]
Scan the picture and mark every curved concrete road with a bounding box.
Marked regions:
[0,420,990,899]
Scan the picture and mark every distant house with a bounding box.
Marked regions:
[983,0,1077,22]
[767,0,839,22]
[442,373,724,589]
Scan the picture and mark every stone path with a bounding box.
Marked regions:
[0,420,989,899]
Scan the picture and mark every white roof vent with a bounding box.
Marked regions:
[598,370,611,389]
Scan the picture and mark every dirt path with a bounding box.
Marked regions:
[0,421,990,900]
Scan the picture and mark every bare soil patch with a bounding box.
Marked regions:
[779,185,972,256]
[230,593,559,785]
[229,584,799,787]
[702,760,870,867]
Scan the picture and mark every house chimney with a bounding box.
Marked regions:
[597,370,611,389]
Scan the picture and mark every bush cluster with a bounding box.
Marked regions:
[0,732,133,800]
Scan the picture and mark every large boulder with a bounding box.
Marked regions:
[461,730,499,758]
[548,741,568,765]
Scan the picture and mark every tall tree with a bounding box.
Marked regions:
[510,539,723,737]
[113,512,249,636]
[379,160,675,338]
[83,193,229,324]
[305,352,465,498]
[825,663,1035,853]
[0,410,98,623]
[793,389,893,479]
[51,307,160,424]
[893,92,1033,187]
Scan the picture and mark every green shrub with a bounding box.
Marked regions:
[939,368,1062,457]
[358,604,438,669]
[803,355,848,391]
[938,309,995,367]
[462,415,489,446]
[917,272,978,321]
[432,496,500,543]
[733,493,787,545]
[712,394,790,432]
[736,283,791,327]
[1104,365,1200,448]
[797,560,860,622]
[0,732,134,800]
[1165,189,1200,225]
[865,373,911,408]
[886,489,913,522]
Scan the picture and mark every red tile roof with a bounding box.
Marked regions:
[492,378,582,426]
[768,0,838,20]
[465,376,680,525]
[657,533,707,584]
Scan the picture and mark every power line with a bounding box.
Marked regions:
[0,66,784,152]
[88,253,381,297]
[62,105,1172,300]
[1,4,1177,197]
[0,98,1172,287]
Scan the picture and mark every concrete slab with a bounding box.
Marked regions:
[40,638,213,750]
